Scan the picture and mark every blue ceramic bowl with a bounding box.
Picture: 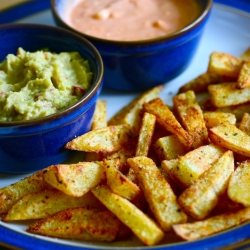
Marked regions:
[51,0,212,91]
[0,23,103,173]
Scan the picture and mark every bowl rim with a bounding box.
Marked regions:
[0,23,104,127]
[51,0,213,46]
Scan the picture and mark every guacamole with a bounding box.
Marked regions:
[0,47,93,121]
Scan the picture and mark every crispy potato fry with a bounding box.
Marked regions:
[237,60,250,89]
[209,124,250,157]
[173,90,208,148]
[105,136,138,173]
[108,85,163,134]
[2,190,103,221]
[228,160,250,207]
[178,72,226,94]
[27,207,120,242]
[208,82,250,108]
[143,98,193,148]
[85,100,108,161]
[65,124,133,153]
[203,111,236,129]
[173,207,250,241]
[127,156,187,232]
[43,162,105,197]
[91,185,164,246]
[162,144,225,188]
[91,100,107,130]
[201,99,250,122]
[240,47,250,61]
[153,135,188,161]
[135,112,156,157]
[239,113,250,135]
[178,151,234,220]
[0,170,52,215]
[207,52,243,78]
[104,159,140,200]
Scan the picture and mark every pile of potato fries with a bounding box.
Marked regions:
[2,48,250,246]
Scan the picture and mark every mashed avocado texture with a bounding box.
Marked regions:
[0,47,93,121]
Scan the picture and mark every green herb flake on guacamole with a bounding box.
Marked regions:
[0,47,93,121]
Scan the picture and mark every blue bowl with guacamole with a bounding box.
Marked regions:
[51,0,212,91]
[0,23,103,173]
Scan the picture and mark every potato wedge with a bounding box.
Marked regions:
[207,52,243,78]
[2,190,103,221]
[178,151,234,220]
[104,159,140,200]
[208,82,250,108]
[0,170,52,215]
[239,113,250,135]
[27,207,120,242]
[228,160,250,207]
[209,124,250,157]
[161,144,225,188]
[203,111,236,129]
[127,156,187,232]
[91,185,164,246]
[240,47,250,61]
[178,72,225,94]
[43,162,105,197]
[136,112,156,157]
[108,85,163,134]
[237,60,250,89]
[173,207,250,241]
[91,100,107,130]
[65,124,133,153]
[143,97,193,148]
[153,135,188,161]
[173,90,208,148]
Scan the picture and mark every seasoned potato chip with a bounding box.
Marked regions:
[127,156,187,232]
[92,185,164,246]
[27,207,120,242]
[143,97,193,148]
[178,151,234,220]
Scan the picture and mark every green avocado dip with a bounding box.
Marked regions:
[0,47,93,121]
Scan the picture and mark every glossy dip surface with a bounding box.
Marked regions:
[67,0,201,41]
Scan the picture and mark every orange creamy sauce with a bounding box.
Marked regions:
[68,0,201,41]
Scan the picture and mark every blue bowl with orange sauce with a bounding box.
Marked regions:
[51,0,212,91]
[0,23,103,173]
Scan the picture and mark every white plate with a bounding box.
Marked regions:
[1,1,250,249]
